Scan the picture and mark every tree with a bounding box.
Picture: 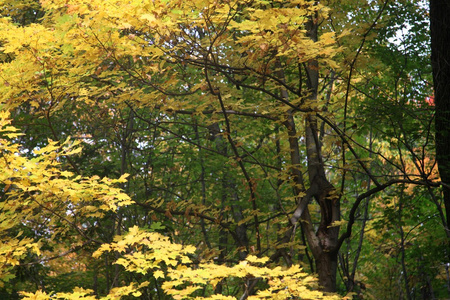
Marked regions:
[430,0,450,239]
[0,0,448,297]
[0,111,132,292]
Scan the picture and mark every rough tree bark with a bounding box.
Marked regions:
[430,0,450,237]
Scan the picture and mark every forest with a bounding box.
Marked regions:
[0,0,449,299]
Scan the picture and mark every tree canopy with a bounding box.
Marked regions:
[0,0,448,299]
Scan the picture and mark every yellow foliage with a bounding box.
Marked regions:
[20,287,97,299]
[0,111,133,286]
[89,226,340,299]
[0,0,339,118]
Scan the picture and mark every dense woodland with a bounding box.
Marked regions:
[0,0,449,299]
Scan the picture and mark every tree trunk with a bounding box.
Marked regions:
[315,251,338,293]
[270,14,341,292]
[302,16,341,292]
[430,0,450,237]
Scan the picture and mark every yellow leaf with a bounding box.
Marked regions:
[153,270,164,279]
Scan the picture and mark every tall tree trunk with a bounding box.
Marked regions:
[430,0,450,237]
[271,15,341,292]
[302,17,340,292]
